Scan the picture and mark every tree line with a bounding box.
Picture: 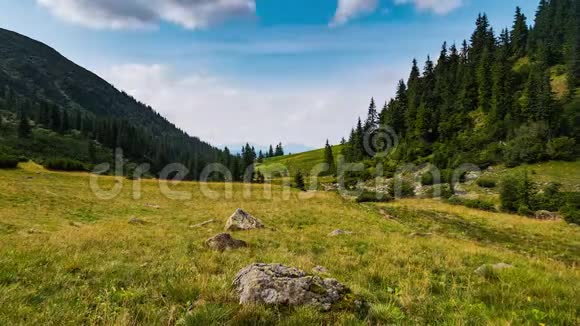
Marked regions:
[342,0,579,169]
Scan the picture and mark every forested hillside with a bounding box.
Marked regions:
[0,28,250,179]
[343,0,579,170]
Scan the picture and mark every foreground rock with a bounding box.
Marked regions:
[205,233,247,251]
[225,209,264,231]
[233,263,351,311]
[475,263,513,275]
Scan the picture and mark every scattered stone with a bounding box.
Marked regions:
[233,263,350,311]
[409,232,433,237]
[464,171,480,181]
[312,266,328,274]
[225,209,264,231]
[328,229,353,237]
[69,221,82,228]
[144,203,161,209]
[475,263,513,275]
[128,217,147,225]
[206,233,247,251]
[534,210,558,220]
[27,228,45,234]
[190,219,215,228]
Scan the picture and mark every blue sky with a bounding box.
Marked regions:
[0,1,537,150]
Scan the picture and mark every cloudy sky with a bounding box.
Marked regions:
[0,0,536,150]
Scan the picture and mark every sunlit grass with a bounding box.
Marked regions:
[0,164,578,324]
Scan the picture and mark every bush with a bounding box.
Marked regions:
[500,172,536,213]
[446,196,496,212]
[560,206,580,224]
[466,199,496,211]
[503,122,548,167]
[43,158,87,172]
[477,177,497,188]
[0,155,19,169]
[532,183,565,212]
[420,173,434,186]
[388,179,415,198]
[356,191,393,203]
[546,137,577,161]
[427,183,454,199]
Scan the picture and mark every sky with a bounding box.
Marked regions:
[0,0,537,151]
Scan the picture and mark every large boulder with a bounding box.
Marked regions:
[225,209,264,231]
[232,263,350,311]
[205,233,247,251]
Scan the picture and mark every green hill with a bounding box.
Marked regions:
[257,145,343,177]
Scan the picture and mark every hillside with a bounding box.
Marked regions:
[0,164,578,324]
[257,145,343,177]
[0,28,234,177]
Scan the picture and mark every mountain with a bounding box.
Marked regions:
[0,28,246,179]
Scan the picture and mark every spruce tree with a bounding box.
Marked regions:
[18,109,31,138]
[511,7,529,58]
[324,140,336,176]
[364,98,378,132]
[294,171,306,191]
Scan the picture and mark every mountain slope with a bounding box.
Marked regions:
[0,28,235,177]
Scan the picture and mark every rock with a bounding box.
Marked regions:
[128,217,147,225]
[225,209,264,231]
[475,263,513,275]
[534,210,557,220]
[312,266,328,274]
[144,203,161,209]
[328,229,352,237]
[190,219,215,228]
[69,221,82,228]
[205,233,247,251]
[465,171,480,182]
[232,263,350,311]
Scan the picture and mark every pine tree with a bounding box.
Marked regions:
[268,145,274,158]
[511,7,529,58]
[18,109,31,138]
[364,98,378,132]
[324,140,336,176]
[294,171,306,191]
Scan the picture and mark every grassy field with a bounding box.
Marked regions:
[0,163,579,325]
[257,145,343,177]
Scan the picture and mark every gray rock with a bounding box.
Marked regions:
[205,233,247,251]
[232,263,350,311]
[225,209,264,231]
[534,210,557,220]
[328,229,352,237]
[475,263,513,275]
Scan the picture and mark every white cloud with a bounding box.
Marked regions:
[330,0,379,27]
[394,0,463,15]
[37,0,256,30]
[100,63,401,148]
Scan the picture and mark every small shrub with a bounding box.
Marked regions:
[546,137,576,161]
[560,205,580,224]
[446,196,496,212]
[477,177,496,188]
[0,155,19,169]
[356,191,393,203]
[420,173,434,186]
[388,179,415,198]
[44,158,87,172]
[517,205,532,217]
